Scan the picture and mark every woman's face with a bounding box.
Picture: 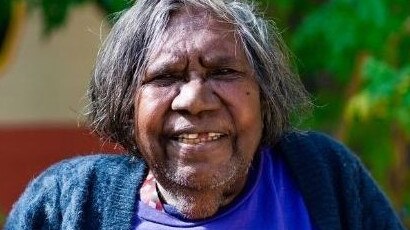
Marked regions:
[134,9,263,193]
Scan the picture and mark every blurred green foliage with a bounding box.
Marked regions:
[0,0,12,51]
[259,0,410,225]
[1,0,409,227]
[19,0,132,34]
[0,209,5,227]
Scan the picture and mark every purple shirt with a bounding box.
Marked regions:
[134,147,316,229]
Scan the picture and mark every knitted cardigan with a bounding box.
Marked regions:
[5,132,405,229]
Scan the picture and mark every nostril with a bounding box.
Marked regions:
[175,110,191,116]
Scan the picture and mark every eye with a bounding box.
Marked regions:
[209,68,240,80]
[212,68,235,75]
[145,73,183,87]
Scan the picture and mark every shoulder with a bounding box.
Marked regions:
[5,154,147,229]
[278,131,350,153]
[274,131,363,188]
[46,153,145,174]
[32,154,146,186]
[30,153,147,199]
[275,131,361,171]
[274,131,404,229]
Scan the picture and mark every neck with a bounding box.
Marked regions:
[156,177,247,219]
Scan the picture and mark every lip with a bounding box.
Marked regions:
[164,124,233,160]
[164,126,230,139]
[167,135,231,159]
[170,134,228,144]
[173,131,226,138]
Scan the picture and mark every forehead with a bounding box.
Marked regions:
[146,7,247,68]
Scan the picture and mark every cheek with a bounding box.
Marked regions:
[239,86,263,144]
[134,87,175,142]
[214,81,263,139]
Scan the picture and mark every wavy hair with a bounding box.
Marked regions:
[87,0,311,155]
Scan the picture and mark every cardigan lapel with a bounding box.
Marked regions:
[103,156,148,230]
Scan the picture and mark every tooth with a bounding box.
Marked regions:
[175,132,225,144]
[188,133,198,139]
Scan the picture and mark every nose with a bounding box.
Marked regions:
[171,78,220,115]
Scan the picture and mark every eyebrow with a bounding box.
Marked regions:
[146,54,187,75]
[200,53,244,68]
[147,63,179,75]
[146,45,246,76]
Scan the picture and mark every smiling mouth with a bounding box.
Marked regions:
[172,132,226,144]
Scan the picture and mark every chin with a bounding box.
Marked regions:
[164,156,250,191]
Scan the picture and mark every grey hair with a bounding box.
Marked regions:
[87,0,311,155]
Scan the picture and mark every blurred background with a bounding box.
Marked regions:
[0,0,409,227]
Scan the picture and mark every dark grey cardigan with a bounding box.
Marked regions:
[5,132,404,229]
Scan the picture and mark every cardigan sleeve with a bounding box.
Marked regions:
[276,131,405,230]
[5,155,108,230]
[356,161,405,230]
[323,132,405,229]
[5,154,147,230]
[5,163,64,230]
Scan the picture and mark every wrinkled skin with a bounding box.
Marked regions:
[134,8,263,219]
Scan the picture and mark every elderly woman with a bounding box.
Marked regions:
[6,0,404,229]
